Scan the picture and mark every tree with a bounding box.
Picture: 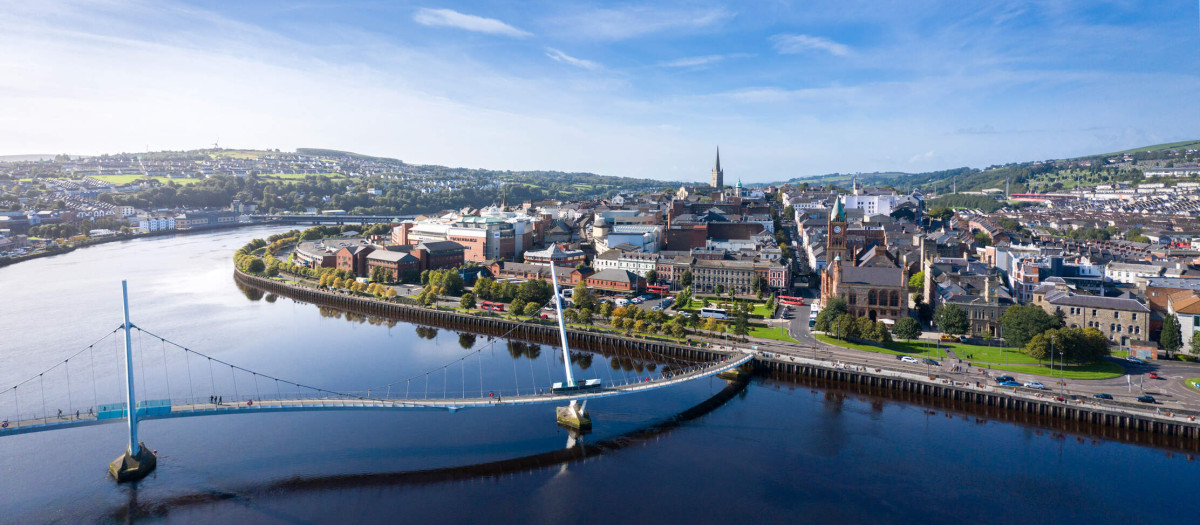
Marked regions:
[680,269,693,289]
[934,304,969,336]
[645,269,658,286]
[599,301,614,317]
[1191,331,1200,356]
[670,323,687,338]
[908,271,924,291]
[892,317,923,341]
[1000,304,1060,349]
[869,321,892,344]
[474,277,495,300]
[578,307,593,325]
[523,302,541,317]
[384,288,397,299]
[568,282,592,310]
[834,313,859,339]
[715,284,725,295]
[511,298,526,315]
[247,258,265,273]
[460,292,476,309]
[733,308,750,336]
[813,297,848,332]
[1161,314,1183,359]
[702,317,719,333]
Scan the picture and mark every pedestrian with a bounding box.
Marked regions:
[57,409,62,419]
[76,410,79,419]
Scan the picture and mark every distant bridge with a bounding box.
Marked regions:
[252,214,416,225]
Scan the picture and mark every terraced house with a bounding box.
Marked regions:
[1032,280,1150,347]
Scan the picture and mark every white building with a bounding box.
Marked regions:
[135,215,175,233]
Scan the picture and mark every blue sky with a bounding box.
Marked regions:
[0,1,1197,182]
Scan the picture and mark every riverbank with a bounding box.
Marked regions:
[0,222,263,269]
[235,269,1200,442]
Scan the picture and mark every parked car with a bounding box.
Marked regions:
[1137,395,1156,404]
[1024,381,1047,389]
[1148,372,1159,380]
[922,358,940,366]
[900,356,921,364]
[1124,356,1146,364]
[999,380,1022,387]
[1092,393,1113,400]
[994,375,1016,384]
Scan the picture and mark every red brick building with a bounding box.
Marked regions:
[336,245,376,277]
[586,269,644,293]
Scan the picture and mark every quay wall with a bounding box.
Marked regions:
[235,270,1200,442]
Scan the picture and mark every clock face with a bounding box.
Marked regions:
[833,226,842,234]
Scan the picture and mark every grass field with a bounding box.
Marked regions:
[815,334,946,359]
[1187,378,1200,392]
[818,333,1041,364]
[91,174,201,185]
[682,299,773,317]
[749,326,798,343]
[986,361,1125,380]
[259,172,344,179]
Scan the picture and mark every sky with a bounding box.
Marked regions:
[0,1,1198,183]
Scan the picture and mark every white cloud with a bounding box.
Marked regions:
[909,151,935,163]
[659,53,750,68]
[772,34,851,57]
[412,8,531,38]
[545,48,601,70]
[547,7,731,40]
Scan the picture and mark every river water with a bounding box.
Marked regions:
[0,226,1193,523]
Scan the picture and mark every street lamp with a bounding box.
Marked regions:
[1058,350,1065,397]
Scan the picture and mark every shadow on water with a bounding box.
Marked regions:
[106,377,751,521]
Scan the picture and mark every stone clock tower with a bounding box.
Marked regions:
[826,196,848,264]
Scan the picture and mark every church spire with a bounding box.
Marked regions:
[715,147,721,172]
[710,147,724,189]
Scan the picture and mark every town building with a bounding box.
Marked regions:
[1032,281,1150,347]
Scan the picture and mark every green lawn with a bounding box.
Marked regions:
[682,299,772,317]
[91,174,201,185]
[816,334,947,359]
[1187,378,1200,392]
[817,334,1038,363]
[749,326,798,343]
[259,172,345,179]
[986,361,1125,380]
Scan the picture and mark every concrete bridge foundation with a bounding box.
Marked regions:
[109,442,156,482]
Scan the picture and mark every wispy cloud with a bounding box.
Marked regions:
[545,48,601,70]
[413,8,531,38]
[772,34,851,57]
[909,150,935,163]
[547,7,731,40]
[658,53,751,68]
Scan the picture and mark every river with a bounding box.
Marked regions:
[0,226,1193,523]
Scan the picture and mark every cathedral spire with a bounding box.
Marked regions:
[710,147,724,189]
[715,147,721,172]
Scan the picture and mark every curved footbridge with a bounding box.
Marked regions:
[0,352,754,438]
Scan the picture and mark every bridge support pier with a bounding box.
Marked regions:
[109,442,156,482]
[556,401,591,431]
[111,281,156,483]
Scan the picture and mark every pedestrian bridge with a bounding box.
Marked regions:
[0,352,752,438]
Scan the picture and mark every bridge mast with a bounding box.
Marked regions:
[549,263,591,430]
[109,281,156,482]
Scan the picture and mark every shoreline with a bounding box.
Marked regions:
[234,269,1200,445]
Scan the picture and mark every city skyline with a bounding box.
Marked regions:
[1,1,1198,182]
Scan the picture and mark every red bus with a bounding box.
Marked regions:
[646,285,670,294]
[479,301,505,312]
[777,295,805,306]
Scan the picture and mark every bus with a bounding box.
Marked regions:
[646,285,670,295]
[778,295,806,306]
[699,307,728,320]
[479,300,505,312]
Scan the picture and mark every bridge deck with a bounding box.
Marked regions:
[0,353,752,437]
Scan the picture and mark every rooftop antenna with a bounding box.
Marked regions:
[212,138,220,149]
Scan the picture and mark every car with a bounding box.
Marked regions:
[1092,393,1113,400]
[922,358,940,366]
[999,381,1022,387]
[900,356,921,364]
[640,294,655,300]
[651,305,661,311]
[1148,372,1159,379]
[994,375,1016,384]
[1137,395,1156,404]
[1024,381,1047,389]
[1124,356,1146,364]
[630,297,644,304]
